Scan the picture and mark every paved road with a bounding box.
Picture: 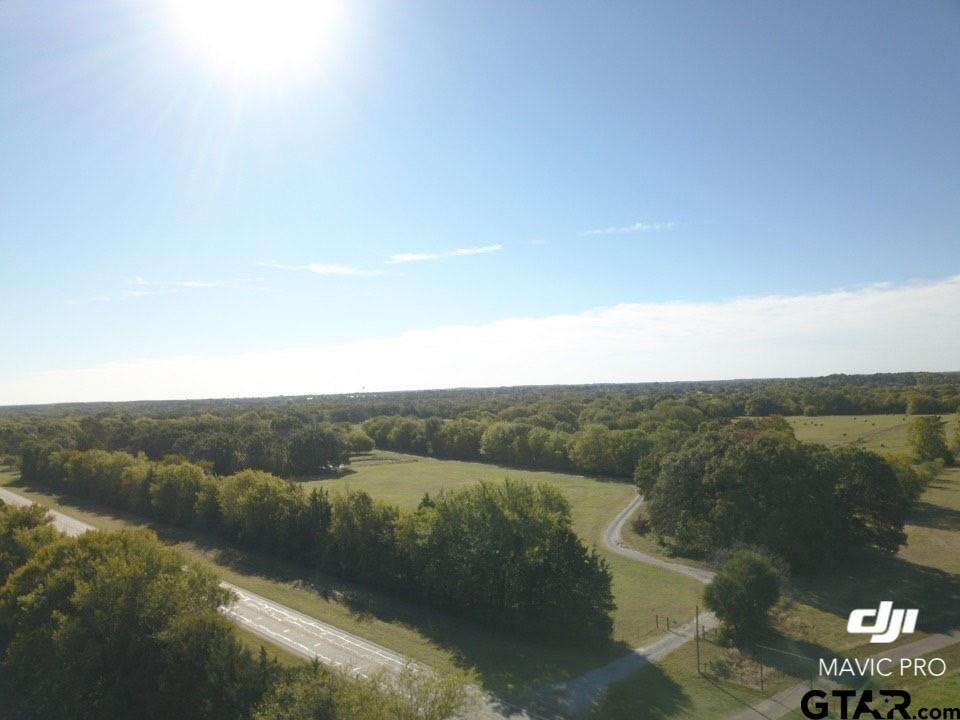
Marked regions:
[221,581,412,678]
[0,486,91,537]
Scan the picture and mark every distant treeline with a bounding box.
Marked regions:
[3,371,959,420]
[1,371,958,484]
[18,446,614,641]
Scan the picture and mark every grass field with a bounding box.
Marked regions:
[304,451,705,646]
[787,414,959,455]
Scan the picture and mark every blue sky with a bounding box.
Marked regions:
[1,1,959,403]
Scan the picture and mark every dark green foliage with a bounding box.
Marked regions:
[703,550,781,646]
[287,424,350,476]
[0,520,467,720]
[0,529,274,720]
[18,447,615,642]
[252,663,470,720]
[647,426,910,572]
[5,373,958,485]
[398,480,615,639]
[0,501,58,585]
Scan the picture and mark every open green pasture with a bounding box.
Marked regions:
[304,451,705,644]
[787,414,959,455]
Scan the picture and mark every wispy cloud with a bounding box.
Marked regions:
[265,262,384,277]
[581,221,677,236]
[17,275,960,405]
[175,280,218,288]
[130,276,221,291]
[387,244,503,264]
[65,295,111,306]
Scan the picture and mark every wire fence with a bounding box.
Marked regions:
[689,609,821,695]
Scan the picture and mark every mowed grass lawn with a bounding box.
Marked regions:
[303,451,705,645]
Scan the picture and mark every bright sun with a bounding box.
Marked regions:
[169,0,345,81]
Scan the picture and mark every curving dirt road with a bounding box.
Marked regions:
[546,492,719,717]
[601,494,716,584]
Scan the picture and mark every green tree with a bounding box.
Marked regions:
[0,529,271,720]
[908,416,952,464]
[149,461,207,525]
[703,550,781,646]
[347,428,375,453]
[647,429,908,571]
[287,425,350,476]
[253,664,471,720]
[0,501,57,584]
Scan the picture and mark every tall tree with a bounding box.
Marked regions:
[908,416,953,464]
[704,550,781,647]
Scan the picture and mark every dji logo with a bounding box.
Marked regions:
[847,602,918,643]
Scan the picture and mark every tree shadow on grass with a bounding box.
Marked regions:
[791,550,960,636]
[8,477,634,703]
[907,501,960,531]
[577,661,691,720]
[751,628,839,684]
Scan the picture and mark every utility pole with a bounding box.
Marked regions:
[759,649,764,692]
[695,605,701,675]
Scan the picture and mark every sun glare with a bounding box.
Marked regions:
[169,0,345,82]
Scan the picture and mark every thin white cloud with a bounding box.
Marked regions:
[581,221,677,236]
[6,275,959,405]
[387,244,503,264]
[175,280,218,288]
[129,277,221,291]
[65,296,111,306]
[450,244,503,257]
[266,262,383,277]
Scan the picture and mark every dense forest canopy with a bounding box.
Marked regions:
[2,372,957,483]
[0,504,471,720]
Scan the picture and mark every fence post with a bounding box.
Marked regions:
[759,650,764,693]
[695,605,701,675]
